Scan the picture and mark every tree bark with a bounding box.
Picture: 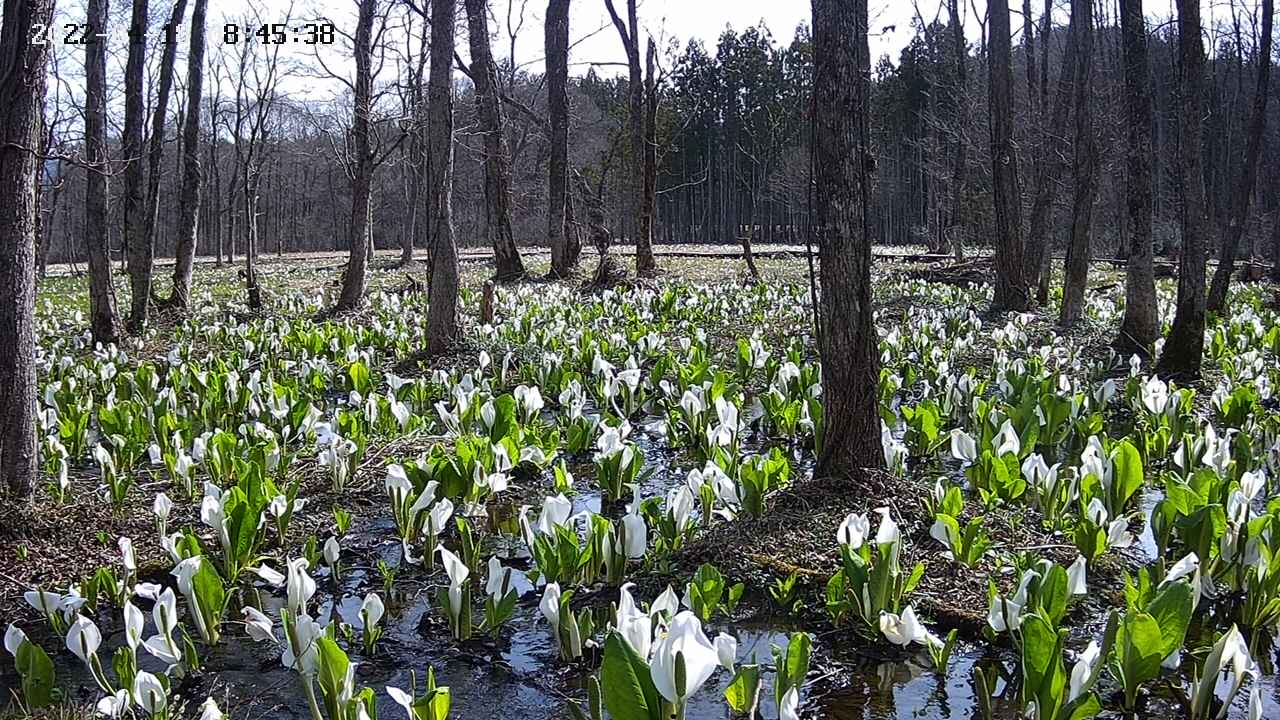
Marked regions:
[132,0,188,322]
[336,0,378,311]
[464,0,524,281]
[946,0,967,261]
[0,0,54,497]
[1206,0,1273,313]
[1156,0,1210,379]
[122,0,150,332]
[988,0,1028,311]
[1024,9,1080,302]
[546,0,579,277]
[811,0,883,476]
[605,0,655,276]
[426,0,460,354]
[1059,0,1099,326]
[643,37,658,266]
[1115,0,1159,355]
[85,0,119,346]
[169,0,207,309]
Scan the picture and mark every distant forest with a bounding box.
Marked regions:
[35,5,1280,268]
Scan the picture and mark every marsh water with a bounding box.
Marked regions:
[5,422,1279,719]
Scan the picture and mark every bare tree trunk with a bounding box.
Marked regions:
[811,0,883,476]
[132,0,187,321]
[1059,0,1099,326]
[85,0,119,346]
[0,0,54,498]
[244,177,262,309]
[1024,10,1079,302]
[122,0,150,332]
[426,0,459,354]
[1207,0,1273,313]
[336,0,378,311]
[465,0,524,281]
[643,37,658,265]
[605,0,655,276]
[546,0,578,277]
[169,0,207,308]
[1156,0,1210,379]
[1115,0,1159,355]
[988,0,1028,311]
[946,0,967,261]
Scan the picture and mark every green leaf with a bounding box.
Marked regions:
[1112,441,1144,512]
[1116,612,1165,706]
[316,636,351,719]
[15,640,56,708]
[601,633,662,720]
[724,664,761,714]
[1144,582,1193,659]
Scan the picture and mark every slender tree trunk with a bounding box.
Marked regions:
[643,37,658,263]
[426,0,459,354]
[811,0,883,476]
[132,0,187,322]
[464,0,524,281]
[546,0,578,277]
[0,0,54,497]
[988,0,1028,311]
[85,0,119,346]
[1115,0,1159,355]
[1059,0,1099,326]
[1025,10,1080,302]
[605,0,655,276]
[1156,0,1210,379]
[336,0,378,311]
[1207,0,1273,313]
[946,0,967,261]
[244,175,262,309]
[121,0,151,331]
[169,0,207,308]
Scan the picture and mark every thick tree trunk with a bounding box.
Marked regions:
[85,0,119,346]
[1024,10,1080,302]
[988,0,1028,311]
[1206,0,1272,313]
[1156,0,1210,379]
[811,0,883,476]
[1059,0,1099,326]
[465,0,524,281]
[122,0,150,332]
[169,0,207,309]
[426,0,460,354]
[336,0,378,311]
[0,0,54,497]
[546,0,578,277]
[1115,0,1159,355]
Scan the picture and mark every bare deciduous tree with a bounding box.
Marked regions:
[811,0,883,476]
[988,0,1028,311]
[1115,0,1158,355]
[1156,0,1210,379]
[336,0,382,311]
[604,0,655,276]
[85,0,120,345]
[465,0,525,281]
[426,0,460,354]
[122,0,150,332]
[1060,0,1099,326]
[546,0,579,277]
[1207,0,1273,312]
[0,0,55,497]
[167,0,207,310]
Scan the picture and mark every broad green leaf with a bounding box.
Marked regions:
[601,633,662,720]
[724,664,761,714]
